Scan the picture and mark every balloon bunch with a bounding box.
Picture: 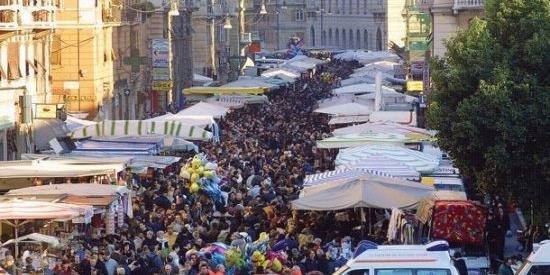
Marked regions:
[179,154,223,205]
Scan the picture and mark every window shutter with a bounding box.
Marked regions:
[7,43,21,80]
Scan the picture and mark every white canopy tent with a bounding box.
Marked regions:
[336,155,421,181]
[65,115,97,132]
[6,183,129,198]
[2,233,60,247]
[333,51,399,64]
[206,95,269,108]
[336,144,440,174]
[317,133,413,149]
[222,78,279,91]
[0,159,125,179]
[314,102,373,116]
[146,113,216,128]
[328,115,371,125]
[176,102,230,119]
[333,121,432,137]
[332,83,397,95]
[71,120,213,141]
[0,199,93,257]
[292,173,433,211]
[261,68,300,79]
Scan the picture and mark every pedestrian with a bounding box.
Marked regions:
[497,257,515,275]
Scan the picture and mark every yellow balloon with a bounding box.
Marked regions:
[187,167,194,174]
[190,173,199,183]
[197,166,205,176]
[190,182,200,193]
[203,170,214,179]
[180,170,190,179]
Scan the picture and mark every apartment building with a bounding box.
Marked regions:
[430,0,484,56]
[0,0,56,159]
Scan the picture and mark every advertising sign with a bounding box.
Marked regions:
[153,81,171,91]
[406,81,424,92]
[153,67,170,81]
[151,39,169,68]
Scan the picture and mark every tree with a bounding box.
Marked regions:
[427,0,550,221]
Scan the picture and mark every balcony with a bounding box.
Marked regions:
[0,9,18,30]
[453,0,484,11]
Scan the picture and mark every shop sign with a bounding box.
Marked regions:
[65,95,97,102]
[406,81,423,92]
[153,81,171,91]
[151,39,169,68]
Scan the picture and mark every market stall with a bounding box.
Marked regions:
[317,132,415,148]
[332,83,397,96]
[70,120,213,141]
[176,102,230,119]
[314,102,373,116]
[292,173,433,210]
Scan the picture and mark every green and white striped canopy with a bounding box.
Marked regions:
[70,120,213,141]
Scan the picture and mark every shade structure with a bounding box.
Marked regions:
[337,155,421,181]
[70,120,213,141]
[333,121,432,138]
[2,233,60,247]
[336,144,440,174]
[329,115,371,125]
[292,173,434,211]
[222,78,279,91]
[6,183,129,198]
[314,102,373,116]
[64,115,97,132]
[0,199,93,220]
[73,140,159,155]
[333,50,399,64]
[146,113,216,128]
[184,87,267,95]
[261,68,300,79]
[177,102,229,119]
[341,76,375,87]
[317,133,413,148]
[206,95,268,108]
[332,83,396,96]
[193,73,213,84]
[0,159,125,179]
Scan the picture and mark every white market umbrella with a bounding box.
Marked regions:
[317,133,412,149]
[293,173,433,211]
[314,102,373,116]
[2,233,60,247]
[332,83,397,96]
[336,144,440,174]
[0,199,92,257]
[337,155,421,181]
[177,102,229,119]
[333,121,432,137]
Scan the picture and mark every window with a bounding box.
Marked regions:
[342,0,345,14]
[376,27,382,50]
[335,29,339,47]
[349,29,353,48]
[527,265,550,275]
[363,29,368,49]
[348,270,369,275]
[321,0,325,10]
[342,29,346,48]
[328,0,332,13]
[356,0,359,14]
[349,0,352,14]
[328,29,333,45]
[356,30,361,49]
[321,30,326,45]
[295,9,304,21]
[375,269,450,275]
[310,26,315,46]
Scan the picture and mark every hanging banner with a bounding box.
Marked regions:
[153,81,171,91]
[151,39,169,68]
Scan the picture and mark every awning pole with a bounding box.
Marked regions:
[14,219,19,259]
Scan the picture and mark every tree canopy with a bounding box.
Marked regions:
[427,0,550,221]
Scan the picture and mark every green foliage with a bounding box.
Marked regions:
[427,0,550,221]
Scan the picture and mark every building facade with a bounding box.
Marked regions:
[0,0,56,159]
[305,0,406,51]
[430,0,484,56]
[51,0,118,119]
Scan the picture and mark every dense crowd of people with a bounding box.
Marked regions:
[1,59,364,275]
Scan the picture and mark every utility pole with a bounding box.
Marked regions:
[169,0,194,110]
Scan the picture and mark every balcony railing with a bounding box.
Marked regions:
[453,0,484,10]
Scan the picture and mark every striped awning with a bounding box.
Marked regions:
[71,120,213,141]
[304,168,394,187]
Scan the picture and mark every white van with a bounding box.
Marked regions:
[516,240,550,275]
[334,241,460,275]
